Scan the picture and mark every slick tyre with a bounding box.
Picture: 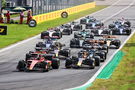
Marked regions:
[17,60,26,71]
[94,56,100,66]
[52,58,60,69]
[65,59,72,68]
[90,60,95,69]
[42,61,49,72]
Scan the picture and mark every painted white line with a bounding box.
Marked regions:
[76,0,122,21]
[0,35,40,53]
[91,0,122,15]
[66,0,135,90]
[102,0,135,22]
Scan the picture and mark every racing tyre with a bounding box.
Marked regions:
[52,58,60,69]
[116,42,121,49]
[17,60,26,71]
[94,56,100,66]
[68,31,71,35]
[73,65,80,69]
[89,60,95,69]
[65,59,72,68]
[127,29,131,35]
[42,61,49,72]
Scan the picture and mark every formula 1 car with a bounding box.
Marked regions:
[82,39,108,53]
[62,28,73,35]
[58,24,73,35]
[74,30,94,39]
[87,49,106,62]
[91,27,110,36]
[80,18,88,24]
[103,35,121,49]
[114,19,131,27]
[70,38,83,48]
[109,19,132,35]
[17,54,60,72]
[85,21,104,29]
[70,30,94,48]
[41,28,62,39]
[72,24,83,31]
[80,16,96,24]
[82,35,121,49]
[65,49,101,69]
[60,24,72,29]
[109,24,131,35]
[35,41,70,58]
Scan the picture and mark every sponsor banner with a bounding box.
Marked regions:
[0,26,7,35]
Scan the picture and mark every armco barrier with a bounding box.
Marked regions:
[33,2,95,24]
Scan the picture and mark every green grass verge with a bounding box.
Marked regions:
[87,33,135,90]
[0,5,107,49]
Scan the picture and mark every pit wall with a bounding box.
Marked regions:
[33,2,95,24]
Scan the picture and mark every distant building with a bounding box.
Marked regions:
[6,0,32,7]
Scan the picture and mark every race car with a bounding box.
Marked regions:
[109,19,132,35]
[35,40,70,58]
[60,24,72,29]
[70,38,83,48]
[109,24,132,35]
[114,18,131,27]
[72,24,83,31]
[41,28,62,39]
[88,49,107,62]
[17,54,60,72]
[62,28,73,35]
[83,35,121,49]
[85,21,104,29]
[59,24,73,35]
[80,18,88,24]
[74,30,94,39]
[65,49,101,69]
[82,39,108,53]
[103,35,121,49]
[91,27,110,36]
[80,16,96,24]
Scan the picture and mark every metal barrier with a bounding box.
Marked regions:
[32,0,94,15]
[33,1,95,24]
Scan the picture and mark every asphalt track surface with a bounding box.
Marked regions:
[0,0,135,90]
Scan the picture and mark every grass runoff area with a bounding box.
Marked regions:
[88,34,135,90]
[0,5,107,49]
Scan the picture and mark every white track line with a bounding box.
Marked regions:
[0,35,40,53]
[91,0,122,15]
[66,0,135,90]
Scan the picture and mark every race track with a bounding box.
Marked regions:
[0,0,135,90]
